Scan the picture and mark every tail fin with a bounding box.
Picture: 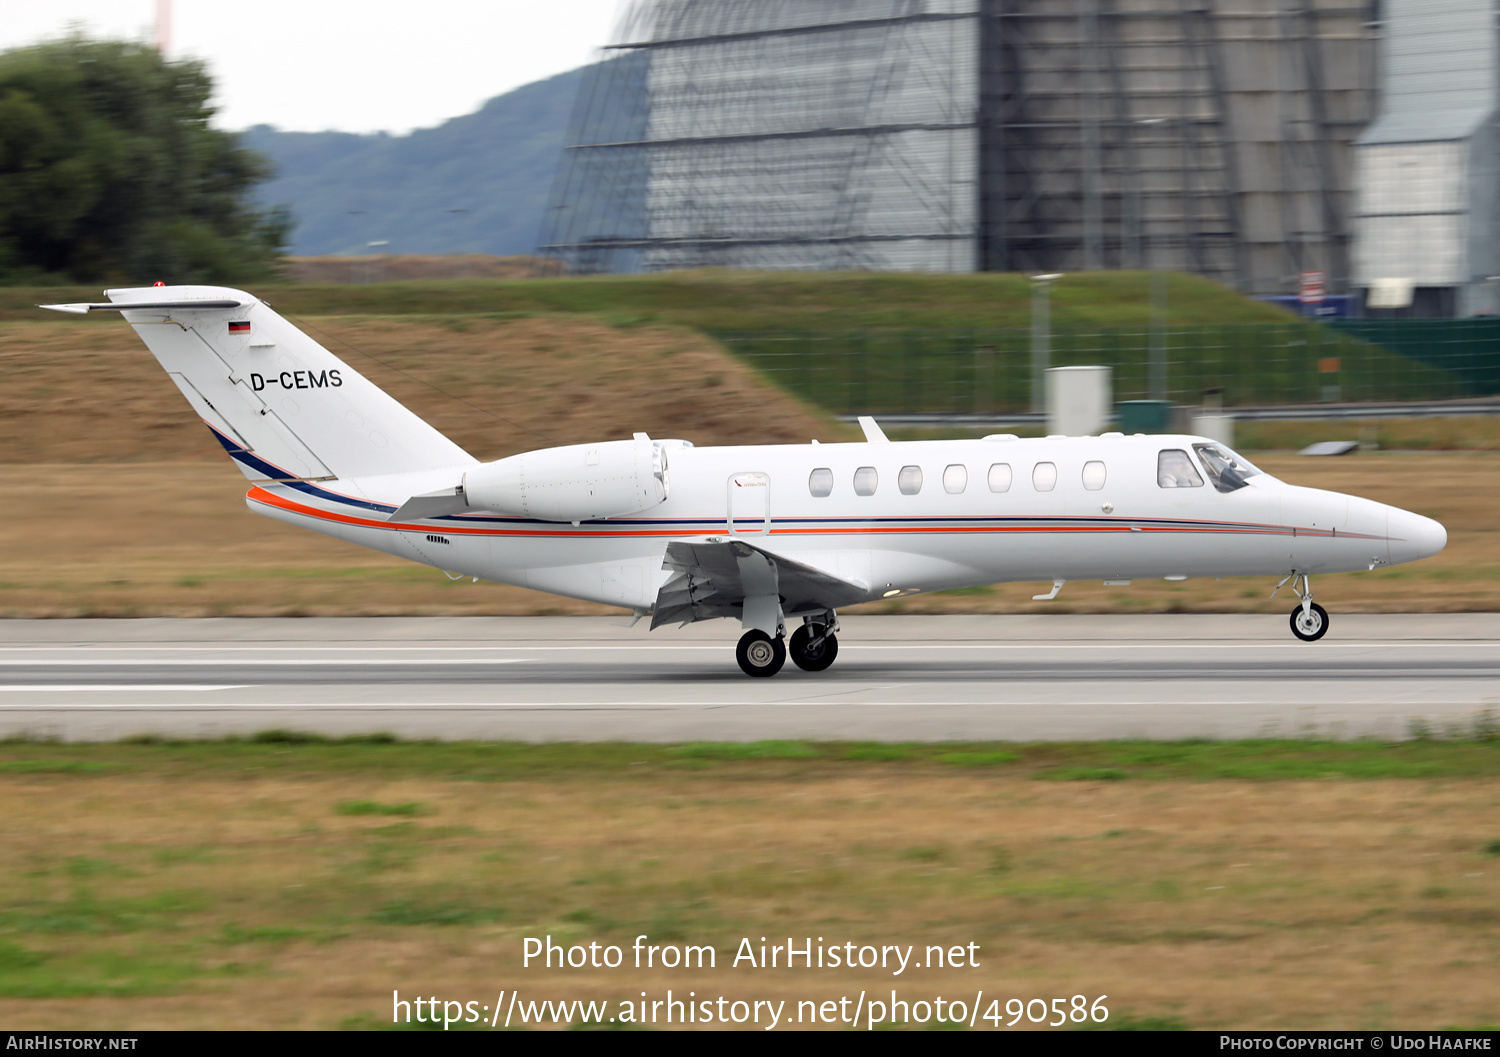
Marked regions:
[42,285,475,481]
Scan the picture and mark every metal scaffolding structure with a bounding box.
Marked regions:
[1351,0,1500,318]
[983,0,1379,292]
[539,0,979,274]
[540,0,1381,293]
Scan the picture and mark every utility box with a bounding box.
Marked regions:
[1190,411,1235,446]
[1045,366,1112,436]
[1116,400,1172,433]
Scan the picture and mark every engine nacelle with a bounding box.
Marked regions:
[462,433,669,522]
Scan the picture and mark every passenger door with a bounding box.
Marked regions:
[727,472,771,535]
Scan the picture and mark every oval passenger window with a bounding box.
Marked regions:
[808,467,833,497]
[1082,460,1106,490]
[1032,461,1057,492]
[853,466,878,496]
[987,463,1012,493]
[943,464,967,494]
[898,465,923,495]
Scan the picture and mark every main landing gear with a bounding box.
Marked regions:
[789,621,839,672]
[735,614,840,677]
[1275,573,1329,642]
[736,630,785,677]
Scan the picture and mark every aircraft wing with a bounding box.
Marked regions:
[651,539,868,630]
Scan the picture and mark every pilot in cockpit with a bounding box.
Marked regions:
[1157,449,1203,488]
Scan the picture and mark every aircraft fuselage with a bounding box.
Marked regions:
[246,432,1445,613]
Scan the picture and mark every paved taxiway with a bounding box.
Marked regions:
[0,615,1493,742]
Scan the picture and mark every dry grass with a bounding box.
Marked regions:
[0,756,1495,1030]
[0,464,608,617]
[0,316,1492,616]
[0,454,1488,617]
[1236,416,1500,453]
[0,312,849,616]
[0,316,852,465]
[279,255,560,283]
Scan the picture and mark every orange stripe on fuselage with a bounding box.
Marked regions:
[246,486,1322,540]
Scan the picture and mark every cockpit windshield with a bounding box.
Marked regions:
[1192,443,1263,494]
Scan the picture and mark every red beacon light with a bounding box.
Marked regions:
[153,281,165,287]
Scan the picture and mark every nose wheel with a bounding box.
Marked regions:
[736,630,786,677]
[1290,602,1329,641]
[1276,573,1329,642]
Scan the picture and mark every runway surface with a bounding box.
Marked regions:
[0,614,1495,742]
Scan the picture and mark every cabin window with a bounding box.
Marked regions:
[987,463,1012,493]
[943,464,968,494]
[1032,461,1058,492]
[1082,460,1107,490]
[808,467,834,497]
[853,466,878,496]
[1158,449,1204,488]
[1193,443,1262,494]
[898,465,923,495]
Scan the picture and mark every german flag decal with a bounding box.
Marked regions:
[229,321,250,334]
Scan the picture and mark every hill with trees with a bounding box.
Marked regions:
[243,68,583,258]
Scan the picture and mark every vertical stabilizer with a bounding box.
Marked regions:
[95,286,476,481]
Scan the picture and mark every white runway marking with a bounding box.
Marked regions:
[0,642,1491,652]
[0,615,1493,741]
[0,685,250,693]
[0,659,529,666]
[0,700,1418,709]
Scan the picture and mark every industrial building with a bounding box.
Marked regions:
[539,0,1500,313]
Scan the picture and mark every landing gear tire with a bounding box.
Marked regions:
[736,630,786,677]
[1290,602,1329,642]
[789,624,839,672]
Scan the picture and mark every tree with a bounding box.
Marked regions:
[0,36,291,285]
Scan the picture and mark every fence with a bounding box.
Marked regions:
[713,321,1500,417]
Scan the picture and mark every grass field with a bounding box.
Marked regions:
[3,271,1298,331]
[0,738,1496,1030]
[0,452,1488,618]
[5,271,1493,1032]
[0,312,1493,616]
[0,315,853,466]
[716,325,1463,414]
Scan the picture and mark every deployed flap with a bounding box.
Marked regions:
[650,539,868,630]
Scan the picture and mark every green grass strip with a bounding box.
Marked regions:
[1,728,1497,781]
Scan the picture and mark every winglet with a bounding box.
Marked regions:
[857,416,889,443]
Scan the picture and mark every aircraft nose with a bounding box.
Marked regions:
[1387,507,1447,566]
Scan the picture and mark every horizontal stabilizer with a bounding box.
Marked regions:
[651,539,867,630]
[39,300,245,314]
[389,487,468,522]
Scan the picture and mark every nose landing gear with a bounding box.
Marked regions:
[1276,573,1329,642]
[1291,601,1329,641]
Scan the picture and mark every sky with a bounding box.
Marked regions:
[0,0,628,134]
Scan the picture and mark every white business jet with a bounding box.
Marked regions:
[42,286,1448,676]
